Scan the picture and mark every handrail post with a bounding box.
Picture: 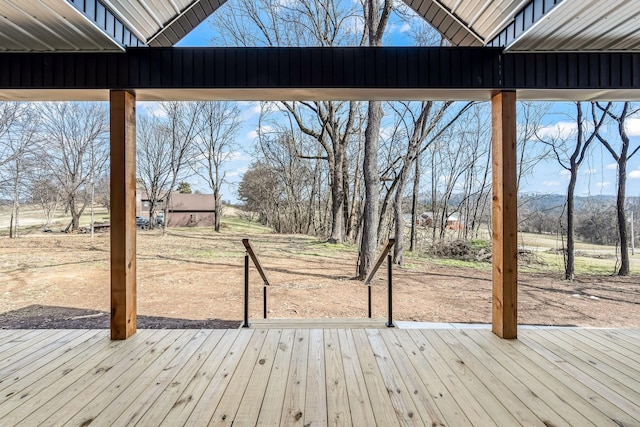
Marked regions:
[364,239,395,324]
[386,253,394,327]
[263,285,267,319]
[243,253,250,328]
[242,239,271,325]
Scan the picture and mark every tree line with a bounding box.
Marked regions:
[0,97,637,279]
[0,100,240,235]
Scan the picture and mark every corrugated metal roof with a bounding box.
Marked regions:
[403,0,640,52]
[509,0,640,51]
[1,0,640,53]
[0,0,224,52]
[0,0,121,51]
[402,0,526,46]
[103,0,226,46]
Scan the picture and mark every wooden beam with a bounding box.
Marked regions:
[491,91,518,339]
[110,90,137,340]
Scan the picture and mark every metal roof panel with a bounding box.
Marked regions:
[0,0,122,52]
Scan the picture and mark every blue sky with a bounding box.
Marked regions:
[148,6,640,203]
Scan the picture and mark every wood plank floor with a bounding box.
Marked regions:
[0,328,638,426]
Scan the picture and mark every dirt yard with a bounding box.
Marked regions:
[1,223,639,329]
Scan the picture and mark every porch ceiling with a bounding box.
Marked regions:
[0,0,122,52]
[2,1,640,53]
[100,0,226,47]
[403,0,640,52]
[0,0,225,52]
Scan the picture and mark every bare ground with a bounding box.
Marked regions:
[1,226,639,329]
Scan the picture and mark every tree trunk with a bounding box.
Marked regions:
[163,192,171,235]
[617,158,629,275]
[214,187,221,232]
[328,148,345,243]
[409,158,420,252]
[393,170,409,265]
[358,100,382,278]
[69,195,84,231]
[566,169,577,280]
[347,126,363,241]
[11,166,20,238]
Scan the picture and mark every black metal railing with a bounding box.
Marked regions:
[364,239,395,327]
[242,239,270,328]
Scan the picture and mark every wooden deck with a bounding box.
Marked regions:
[0,328,639,426]
[247,318,393,329]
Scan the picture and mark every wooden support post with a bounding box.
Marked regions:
[491,91,518,339]
[110,90,137,340]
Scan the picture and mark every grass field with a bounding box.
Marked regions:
[1,206,639,328]
[0,204,637,276]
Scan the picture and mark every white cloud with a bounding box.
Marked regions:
[247,125,273,140]
[224,151,251,162]
[537,121,578,140]
[583,168,597,175]
[235,101,261,120]
[389,22,412,34]
[630,170,640,179]
[138,102,168,118]
[625,118,640,136]
[379,125,396,140]
[559,170,571,178]
[606,163,618,170]
[227,166,249,178]
[596,181,611,188]
[543,180,561,187]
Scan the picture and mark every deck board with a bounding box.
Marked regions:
[461,329,605,426]
[518,333,640,426]
[0,327,638,426]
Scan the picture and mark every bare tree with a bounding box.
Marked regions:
[0,102,21,170]
[594,101,640,275]
[159,101,203,234]
[357,0,393,279]
[40,102,109,232]
[0,104,40,237]
[516,101,553,189]
[210,0,363,244]
[537,102,611,279]
[30,177,60,228]
[137,114,173,228]
[389,101,476,264]
[193,101,242,231]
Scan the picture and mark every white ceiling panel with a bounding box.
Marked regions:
[6,88,640,102]
[102,0,226,46]
[0,0,121,52]
[0,0,223,51]
[509,0,640,51]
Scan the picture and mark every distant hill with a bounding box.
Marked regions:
[519,193,640,211]
[419,192,639,212]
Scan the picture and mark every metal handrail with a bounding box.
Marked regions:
[242,239,270,286]
[242,239,270,328]
[364,239,395,285]
[365,239,396,327]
